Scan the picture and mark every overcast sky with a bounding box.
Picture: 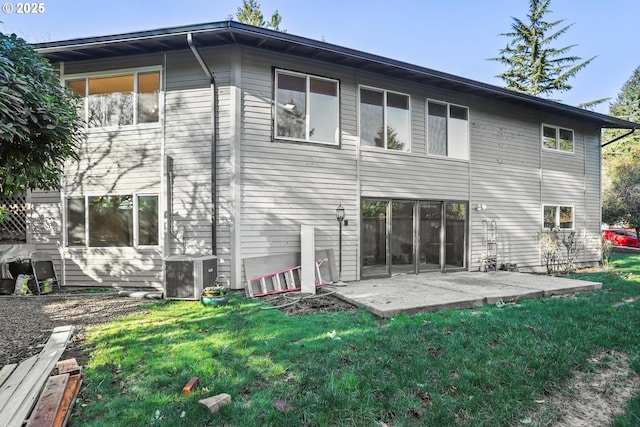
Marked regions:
[2,0,638,114]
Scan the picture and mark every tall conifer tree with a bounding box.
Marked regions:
[603,67,640,159]
[234,0,283,31]
[602,67,640,232]
[492,0,594,97]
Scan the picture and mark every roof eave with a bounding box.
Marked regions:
[33,21,639,130]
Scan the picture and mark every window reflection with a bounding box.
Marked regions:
[66,197,85,246]
[309,78,338,143]
[276,71,339,144]
[276,73,306,139]
[428,102,447,156]
[68,71,160,128]
[360,88,384,148]
[359,88,409,151]
[137,72,160,124]
[445,202,466,268]
[88,196,134,247]
[387,92,409,151]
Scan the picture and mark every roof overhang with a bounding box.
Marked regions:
[34,20,638,130]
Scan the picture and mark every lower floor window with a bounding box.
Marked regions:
[66,194,159,247]
[543,205,574,229]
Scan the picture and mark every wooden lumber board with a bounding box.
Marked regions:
[0,364,18,387]
[26,374,69,427]
[0,355,39,413]
[52,374,82,427]
[56,359,81,375]
[0,325,75,427]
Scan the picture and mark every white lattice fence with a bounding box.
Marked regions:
[0,194,27,240]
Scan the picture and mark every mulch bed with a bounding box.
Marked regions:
[259,289,358,316]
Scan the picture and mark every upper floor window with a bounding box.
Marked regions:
[427,100,469,160]
[359,86,410,152]
[66,69,160,128]
[542,124,573,153]
[275,70,339,145]
[543,205,574,229]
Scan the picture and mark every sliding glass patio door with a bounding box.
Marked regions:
[391,201,416,274]
[361,200,389,277]
[419,201,442,272]
[361,199,467,277]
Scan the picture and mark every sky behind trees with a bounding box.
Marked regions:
[2,0,638,114]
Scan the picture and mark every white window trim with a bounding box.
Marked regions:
[426,99,470,160]
[274,69,340,146]
[65,193,160,248]
[358,84,412,153]
[64,66,162,131]
[542,204,575,230]
[541,124,575,154]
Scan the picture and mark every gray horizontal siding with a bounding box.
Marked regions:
[469,105,543,269]
[60,56,164,288]
[64,127,162,195]
[164,47,231,261]
[63,248,163,289]
[584,131,602,261]
[360,151,470,200]
[238,48,358,281]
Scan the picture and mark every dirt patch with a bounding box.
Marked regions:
[0,293,155,367]
[522,350,640,426]
[259,287,357,316]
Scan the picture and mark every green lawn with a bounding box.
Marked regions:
[71,254,640,426]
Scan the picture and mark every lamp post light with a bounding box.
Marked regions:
[336,203,345,281]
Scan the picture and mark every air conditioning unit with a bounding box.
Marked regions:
[164,255,217,300]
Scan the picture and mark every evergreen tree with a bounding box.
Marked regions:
[234,0,283,31]
[602,67,640,232]
[491,0,594,98]
[602,67,640,159]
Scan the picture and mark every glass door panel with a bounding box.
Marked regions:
[361,200,389,277]
[445,202,467,269]
[391,201,415,274]
[419,202,442,272]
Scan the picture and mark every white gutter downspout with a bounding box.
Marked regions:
[187,33,218,259]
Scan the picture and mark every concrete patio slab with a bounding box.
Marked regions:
[334,272,602,318]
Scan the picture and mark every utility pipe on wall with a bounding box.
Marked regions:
[601,128,636,148]
[187,33,218,258]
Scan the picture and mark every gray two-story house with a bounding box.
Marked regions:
[29,21,636,292]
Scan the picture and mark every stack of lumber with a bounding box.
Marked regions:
[0,325,81,427]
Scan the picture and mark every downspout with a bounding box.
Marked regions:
[187,33,217,258]
[601,128,636,147]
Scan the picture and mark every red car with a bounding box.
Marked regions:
[602,229,639,248]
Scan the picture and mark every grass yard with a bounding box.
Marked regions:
[71,254,640,426]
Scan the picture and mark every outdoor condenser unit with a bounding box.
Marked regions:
[164,255,217,300]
